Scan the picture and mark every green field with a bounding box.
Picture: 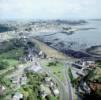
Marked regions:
[0,48,24,60]
[40,59,64,80]
[0,48,24,77]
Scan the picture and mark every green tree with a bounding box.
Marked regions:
[24,72,44,100]
[68,67,73,81]
[0,60,9,70]
[68,67,74,86]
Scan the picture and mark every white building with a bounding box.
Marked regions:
[12,92,23,100]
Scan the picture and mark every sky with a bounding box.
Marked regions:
[0,0,100,20]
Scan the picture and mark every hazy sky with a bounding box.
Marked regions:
[0,0,100,20]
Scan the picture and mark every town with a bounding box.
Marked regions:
[0,36,62,100]
[0,0,101,99]
[0,20,101,100]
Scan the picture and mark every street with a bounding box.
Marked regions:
[63,62,73,100]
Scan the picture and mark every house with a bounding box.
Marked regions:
[52,88,59,96]
[50,84,59,96]
[0,85,5,95]
[49,82,54,87]
[25,62,42,72]
[73,60,95,69]
[11,76,20,84]
[89,82,101,92]
[78,87,85,94]
[39,51,43,56]
[86,61,95,65]
[20,76,27,85]
[39,51,47,58]
[89,64,96,68]
[40,84,51,98]
[77,68,89,77]
[45,77,52,83]
[16,64,24,70]
[72,60,85,69]
[82,82,91,94]
[72,63,82,69]
[12,92,23,100]
[11,75,27,86]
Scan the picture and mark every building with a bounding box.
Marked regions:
[40,84,51,98]
[20,76,27,85]
[77,68,89,77]
[0,85,5,95]
[89,82,101,92]
[12,92,23,100]
[72,60,95,69]
[52,88,59,96]
[11,76,20,84]
[26,62,42,72]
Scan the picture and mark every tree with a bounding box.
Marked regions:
[24,72,44,100]
[0,60,9,70]
[68,67,74,86]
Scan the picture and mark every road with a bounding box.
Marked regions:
[41,65,68,100]
[64,62,73,100]
[40,59,75,100]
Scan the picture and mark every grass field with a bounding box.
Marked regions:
[40,59,64,81]
[0,48,24,75]
[0,59,20,76]
[0,48,24,59]
[2,59,19,67]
